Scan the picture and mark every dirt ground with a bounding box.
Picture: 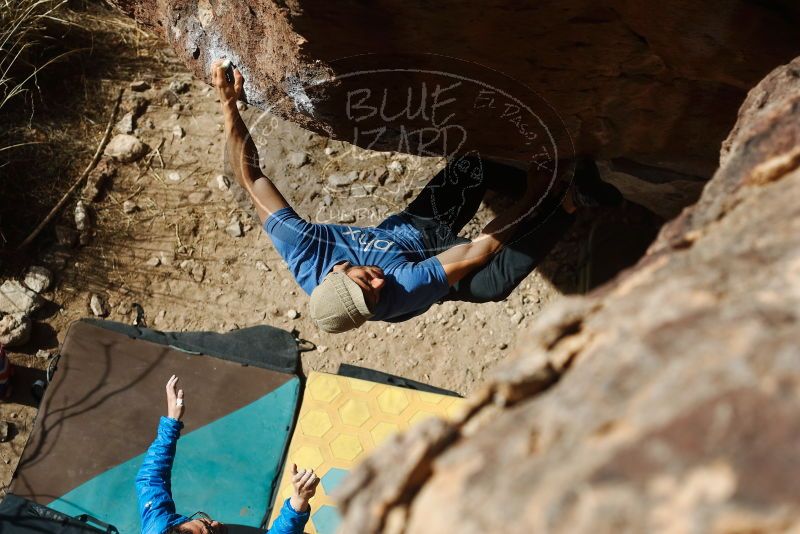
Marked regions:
[0,6,656,493]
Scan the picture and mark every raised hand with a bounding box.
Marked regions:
[289,463,320,512]
[211,59,244,108]
[165,374,185,421]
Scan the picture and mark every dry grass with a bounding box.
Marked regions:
[0,1,173,257]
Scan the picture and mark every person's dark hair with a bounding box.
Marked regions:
[168,525,193,534]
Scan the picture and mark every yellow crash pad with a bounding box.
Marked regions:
[269,372,465,534]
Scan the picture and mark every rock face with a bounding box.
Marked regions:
[336,58,800,533]
[109,1,798,180]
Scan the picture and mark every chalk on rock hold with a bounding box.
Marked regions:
[89,294,110,317]
[0,313,32,348]
[23,266,53,294]
[104,134,148,163]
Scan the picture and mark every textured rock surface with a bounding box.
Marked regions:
[110,0,799,182]
[0,281,43,316]
[336,58,800,533]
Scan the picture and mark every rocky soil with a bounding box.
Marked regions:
[338,57,800,533]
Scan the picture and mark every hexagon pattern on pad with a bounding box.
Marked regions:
[269,372,465,534]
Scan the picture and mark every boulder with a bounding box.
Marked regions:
[108,0,800,215]
[337,57,800,533]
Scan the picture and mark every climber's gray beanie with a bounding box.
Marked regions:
[309,271,373,333]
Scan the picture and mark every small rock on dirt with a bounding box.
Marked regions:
[122,200,138,214]
[130,80,150,92]
[387,160,404,174]
[0,280,43,315]
[35,349,52,360]
[82,160,116,202]
[188,191,209,205]
[225,220,244,238]
[317,345,328,353]
[172,125,185,138]
[90,294,110,317]
[169,80,190,94]
[23,266,52,294]
[167,171,182,182]
[327,171,358,188]
[286,309,299,320]
[511,312,524,325]
[0,421,12,443]
[215,174,230,191]
[104,134,148,163]
[236,100,248,111]
[255,261,271,272]
[350,184,372,197]
[373,167,389,185]
[192,264,206,283]
[287,151,309,168]
[160,89,179,107]
[145,256,161,267]
[115,112,136,135]
[324,146,337,156]
[0,313,32,347]
[74,201,90,232]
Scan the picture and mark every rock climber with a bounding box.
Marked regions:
[136,375,320,534]
[212,60,622,333]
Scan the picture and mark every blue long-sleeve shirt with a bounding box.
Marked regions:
[135,417,310,534]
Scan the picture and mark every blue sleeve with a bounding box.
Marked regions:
[379,257,450,322]
[135,417,190,534]
[263,208,315,264]
[263,207,325,294]
[267,498,311,534]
